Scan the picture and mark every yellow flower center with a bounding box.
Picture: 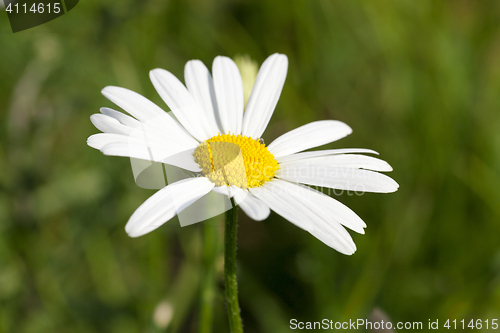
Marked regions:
[194,133,279,188]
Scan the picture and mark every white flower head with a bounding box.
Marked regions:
[87,54,399,255]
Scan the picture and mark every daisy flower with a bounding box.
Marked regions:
[87,53,398,255]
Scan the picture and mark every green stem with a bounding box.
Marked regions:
[224,199,243,333]
[198,220,217,333]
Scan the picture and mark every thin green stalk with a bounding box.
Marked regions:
[198,220,218,333]
[224,199,243,333]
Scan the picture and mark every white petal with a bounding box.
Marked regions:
[279,154,393,172]
[211,186,271,221]
[232,188,270,221]
[150,68,212,141]
[276,148,379,163]
[249,181,356,254]
[212,56,244,134]
[161,149,202,172]
[99,107,198,150]
[100,142,158,160]
[210,185,246,197]
[242,53,288,139]
[267,120,353,158]
[101,87,197,145]
[87,133,132,150]
[268,179,366,233]
[185,60,222,136]
[87,129,182,154]
[101,86,164,121]
[87,133,201,172]
[126,177,214,237]
[249,184,312,232]
[87,132,167,157]
[90,114,132,136]
[100,107,139,128]
[211,185,232,197]
[276,164,399,193]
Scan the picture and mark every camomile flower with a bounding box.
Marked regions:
[87,53,398,255]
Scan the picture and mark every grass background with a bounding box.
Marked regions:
[1,0,500,332]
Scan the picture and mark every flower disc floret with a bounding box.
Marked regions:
[194,133,279,188]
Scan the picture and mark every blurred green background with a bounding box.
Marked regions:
[1,0,500,332]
